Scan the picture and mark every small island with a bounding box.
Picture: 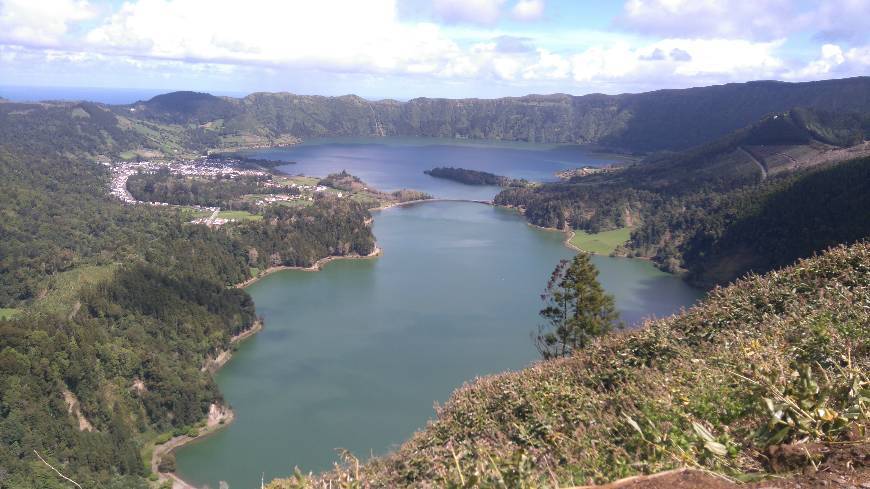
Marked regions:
[424,166,530,187]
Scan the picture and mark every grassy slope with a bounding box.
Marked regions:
[0,307,18,319]
[569,227,632,255]
[270,242,869,488]
[29,264,118,317]
[218,210,263,221]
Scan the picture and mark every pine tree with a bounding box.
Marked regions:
[535,253,620,359]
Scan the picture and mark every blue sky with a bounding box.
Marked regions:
[1,0,869,99]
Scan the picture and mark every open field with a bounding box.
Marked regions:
[218,210,262,221]
[569,227,632,255]
[275,199,313,208]
[276,175,320,186]
[31,264,118,317]
[179,207,214,219]
[350,193,381,206]
[0,308,19,320]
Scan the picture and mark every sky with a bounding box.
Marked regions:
[0,0,869,100]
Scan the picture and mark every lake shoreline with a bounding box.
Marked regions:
[153,319,262,489]
[235,246,383,289]
[157,244,384,488]
[236,197,496,289]
[498,204,644,260]
[173,197,702,486]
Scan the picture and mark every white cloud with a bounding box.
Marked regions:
[75,0,790,89]
[432,0,505,25]
[786,43,870,80]
[657,39,783,76]
[0,0,864,96]
[511,0,544,21]
[85,0,464,76]
[430,0,543,25]
[789,44,846,78]
[571,43,638,82]
[437,35,785,88]
[522,48,570,80]
[567,38,783,84]
[0,0,97,46]
[617,0,801,41]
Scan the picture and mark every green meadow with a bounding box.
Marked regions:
[569,227,632,255]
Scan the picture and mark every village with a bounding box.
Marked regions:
[104,157,337,226]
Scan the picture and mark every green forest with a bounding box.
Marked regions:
[495,107,870,285]
[124,78,870,152]
[424,167,527,187]
[0,110,374,487]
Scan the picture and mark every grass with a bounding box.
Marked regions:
[276,200,313,208]
[270,175,322,187]
[179,206,213,220]
[351,193,380,206]
[218,210,263,221]
[569,227,632,255]
[0,308,19,320]
[31,264,118,317]
[269,242,870,489]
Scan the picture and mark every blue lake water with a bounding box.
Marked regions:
[176,139,703,489]
[243,137,623,200]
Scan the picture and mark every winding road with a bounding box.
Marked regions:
[738,146,768,181]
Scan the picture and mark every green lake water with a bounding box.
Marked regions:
[176,201,703,489]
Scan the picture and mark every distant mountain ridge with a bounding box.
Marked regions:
[126,76,870,152]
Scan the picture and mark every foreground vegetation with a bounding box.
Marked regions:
[270,242,869,488]
[535,254,619,359]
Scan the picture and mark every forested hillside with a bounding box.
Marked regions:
[0,146,255,488]
[122,77,870,153]
[270,242,870,488]
[638,156,870,286]
[0,99,220,157]
[496,107,870,285]
[5,78,870,160]
[0,108,375,487]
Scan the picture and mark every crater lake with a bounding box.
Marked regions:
[175,139,702,489]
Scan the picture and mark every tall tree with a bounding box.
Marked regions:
[535,253,620,359]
